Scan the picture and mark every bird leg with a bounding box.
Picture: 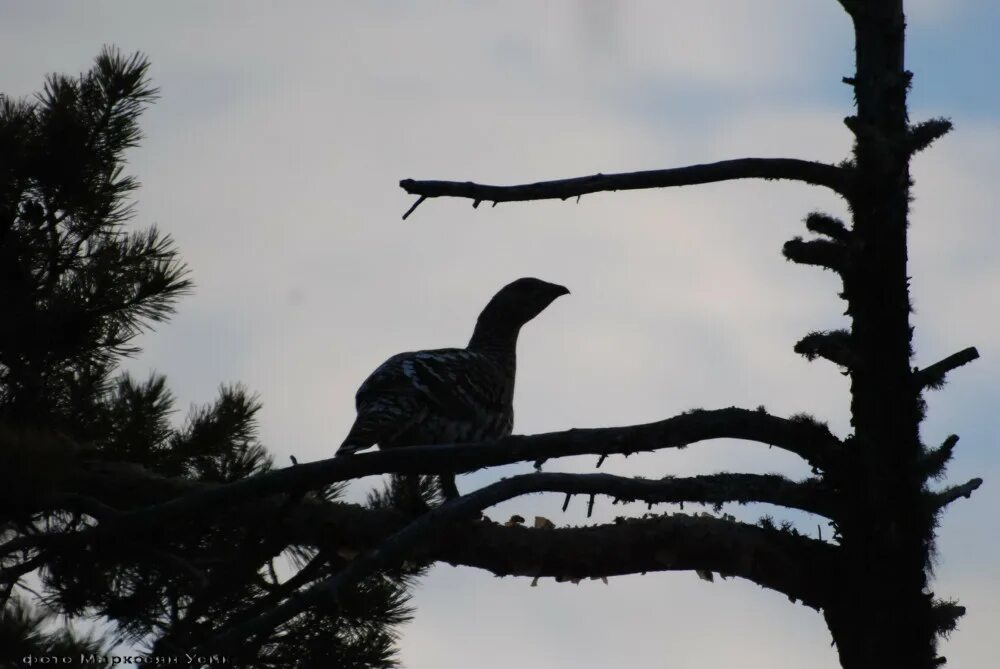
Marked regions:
[439,473,460,500]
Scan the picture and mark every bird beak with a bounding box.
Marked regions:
[554,284,570,297]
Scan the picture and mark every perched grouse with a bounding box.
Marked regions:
[336,277,569,502]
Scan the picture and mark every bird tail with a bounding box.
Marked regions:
[338,404,410,456]
[336,440,364,456]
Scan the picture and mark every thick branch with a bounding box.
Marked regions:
[920,435,958,480]
[197,472,836,654]
[556,472,835,518]
[783,238,847,272]
[399,158,851,217]
[795,330,855,369]
[914,347,979,390]
[805,212,851,242]
[931,478,983,511]
[931,599,966,636]
[52,408,839,544]
[10,461,837,655]
[907,118,952,155]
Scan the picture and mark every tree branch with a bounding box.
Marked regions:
[920,435,958,480]
[804,212,852,242]
[399,158,851,217]
[914,347,979,390]
[931,599,966,636]
[907,118,952,155]
[783,237,847,272]
[53,408,839,543]
[196,471,836,654]
[931,478,983,511]
[794,330,856,370]
[0,552,48,586]
[556,472,835,518]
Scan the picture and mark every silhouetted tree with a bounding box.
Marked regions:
[0,48,415,667]
[1,2,983,667]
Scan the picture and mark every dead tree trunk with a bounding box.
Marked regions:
[822,2,936,667]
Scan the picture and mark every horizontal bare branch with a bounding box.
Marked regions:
[197,472,837,654]
[795,330,856,370]
[914,347,979,390]
[907,118,952,154]
[783,237,847,272]
[805,212,851,242]
[556,472,835,518]
[54,408,839,543]
[399,158,851,217]
[931,478,983,511]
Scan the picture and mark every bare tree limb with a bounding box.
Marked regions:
[931,478,983,510]
[196,471,836,654]
[47,408,839,546]
[399,158,851,217]
[920,435,959,480]
[805,212,851,242]
[914,347,979,390]
[783,238,847,272]
[907,118,952,155]
[543,472,835,518]
[795,330,856,370]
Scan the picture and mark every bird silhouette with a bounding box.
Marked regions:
[337,277,569,506]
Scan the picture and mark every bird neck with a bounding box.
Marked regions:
[467,312,521,355]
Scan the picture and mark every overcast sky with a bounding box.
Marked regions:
[3,1,998,667]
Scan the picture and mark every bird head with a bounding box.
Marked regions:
[490,277,570,325]
[469,278,569,351]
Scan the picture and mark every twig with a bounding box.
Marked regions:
[401,195,426,221]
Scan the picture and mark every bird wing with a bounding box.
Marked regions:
[337,394,428,454]
[381,348,509,417]
[337,348,508,454]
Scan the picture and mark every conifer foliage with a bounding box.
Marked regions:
[0,49,412,667]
